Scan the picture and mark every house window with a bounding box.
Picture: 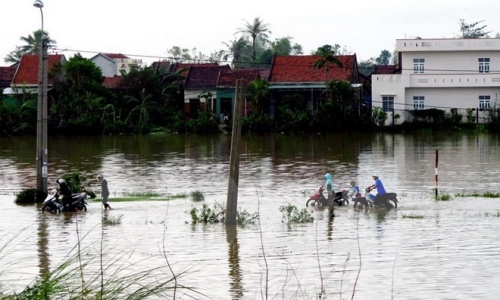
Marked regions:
[413,96,425,110]
[382,96,394,112]
[479,95,491,110]
[478,58,490,73]
[413,58,425,73]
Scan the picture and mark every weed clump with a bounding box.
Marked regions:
[279,203,314,223]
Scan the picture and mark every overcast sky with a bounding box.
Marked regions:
[2,0,500,67]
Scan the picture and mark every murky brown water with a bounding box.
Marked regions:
[1,132,500,299]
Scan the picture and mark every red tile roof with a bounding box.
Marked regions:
[0,66,16,87]
[216,69,261,88]
[183,64,231,89]
[173,63,219,72]
[103,53,129,59]
[151,61,172,73]
[11,54,65,86]
[373,64,398,74]
[102,77,122,89]
[269,55,358,83]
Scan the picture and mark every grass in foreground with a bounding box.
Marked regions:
[91,192,189,202]
[455,191,500,198]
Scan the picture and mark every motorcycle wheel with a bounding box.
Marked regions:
[41,204,49,212]
[342,196,349,206]
[306,199,319,208]
[80,204,87,212]
[387,198,398,209]
[353,199,367,209]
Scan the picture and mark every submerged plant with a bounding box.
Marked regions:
[279,204,314,224]
[236,209,259,225]
[189,202,225,224]
[190,190,205,202]
[436,192,451,201]
[455,191,500,198]
[103,214,123,226]
[401,213,424,219]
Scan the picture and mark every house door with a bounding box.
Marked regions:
[220,98,232,119]
[189,98,200,119]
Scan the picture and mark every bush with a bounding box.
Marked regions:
[15,188,47,204]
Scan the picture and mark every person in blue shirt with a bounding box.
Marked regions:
[323,173,334,202]
[347,180,361,200]
[369,174,386,201]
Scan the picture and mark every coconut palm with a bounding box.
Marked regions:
[313,44,343,82]
[223,37,251,68]
[236,17,271,63]
[247,78,270,114]
[125,88,160,133]
[4,30,57,64]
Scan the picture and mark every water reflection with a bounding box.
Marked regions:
[2,132,500,299]
[226,225,243,299]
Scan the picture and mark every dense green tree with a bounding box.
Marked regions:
[4,30,57,64]
[270,37,303,55]
[375,50,392,65]
[50,53,107,129]
[459,19,491,38]
[237,17,271,63]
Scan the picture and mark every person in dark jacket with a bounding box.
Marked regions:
[56,178,72,209]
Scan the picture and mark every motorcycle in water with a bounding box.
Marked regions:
[42,189,88,213]
[306,186,349,208]
[352,187,398,209]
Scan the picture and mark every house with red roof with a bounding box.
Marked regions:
[7,54,66,95]
[0,65,16,90]
[216,68,262,117]
[181,63,230,119]
[90,53,142,77]
[268,54,361,116]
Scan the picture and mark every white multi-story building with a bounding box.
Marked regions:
[372,38,500,124]
[90,53,142,77]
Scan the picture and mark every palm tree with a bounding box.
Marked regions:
[125,88,160,133]
[223,37,251,68]
[313,45,343,82]
[246,78,270,114]
[236,17,271,63]
[4,30,57,64]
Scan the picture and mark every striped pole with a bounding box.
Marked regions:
[435,150,439,197]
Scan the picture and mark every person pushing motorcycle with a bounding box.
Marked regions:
[56,178,73,209]
[323,173,334,202]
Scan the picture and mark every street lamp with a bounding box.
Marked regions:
[34,0,48,196]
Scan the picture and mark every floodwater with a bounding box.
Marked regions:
[1,132,500,299]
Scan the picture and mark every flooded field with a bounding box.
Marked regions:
[1,132,499,299]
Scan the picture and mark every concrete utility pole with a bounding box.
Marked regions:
[225,79,244,225]
[34,0,48,196]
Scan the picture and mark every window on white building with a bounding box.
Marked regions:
[413,58,425,73]
[382,96,394,112]
[413,96,425,110]
[479,95,491,110]
[478,58,490,73]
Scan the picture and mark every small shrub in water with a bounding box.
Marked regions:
[436,193,451,201]
[103,214,123,225]
[15,188,47,204]
[190,190,205,202]
[279,203,314,224]
[189,202,224,224]
[236,209,259,225]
